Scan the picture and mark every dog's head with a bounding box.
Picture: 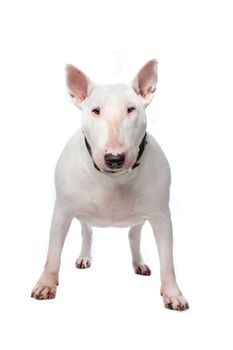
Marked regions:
[66,60,158,173]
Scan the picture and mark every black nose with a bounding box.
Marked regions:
[104,153,125,169]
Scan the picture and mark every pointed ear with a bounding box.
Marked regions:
[132,59,158,106]
[66,64,94,107]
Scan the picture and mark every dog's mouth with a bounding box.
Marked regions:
[96,163,130,175]
[83,132,147,174]
[103,168,126,174]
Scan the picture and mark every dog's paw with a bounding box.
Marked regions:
[161,286,189,311]
[75,257,91,269]
[133,262,151,276]
[31,284,57,300]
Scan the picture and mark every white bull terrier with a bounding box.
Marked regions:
[31,60,189,311]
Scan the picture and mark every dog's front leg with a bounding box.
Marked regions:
[31,205,72,300]
[149,211,189,311]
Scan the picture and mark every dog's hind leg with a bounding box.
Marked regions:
[75,222,93,269]
[128,223,151,276]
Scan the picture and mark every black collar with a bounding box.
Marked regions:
[132,132,147,169]
[84,134,101,171]
[83,132,147,172]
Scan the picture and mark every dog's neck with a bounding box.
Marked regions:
[83,131,147,174]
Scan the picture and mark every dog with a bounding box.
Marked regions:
[31,59,189,311]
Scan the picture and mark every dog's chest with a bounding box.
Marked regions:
[76,184,145,227]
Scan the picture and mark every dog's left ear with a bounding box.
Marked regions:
[66,64,94,108]
[132,59,158,106]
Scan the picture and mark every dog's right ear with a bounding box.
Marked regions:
[66,64,94,107]
[132,59,158,107]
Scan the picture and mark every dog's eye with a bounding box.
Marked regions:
[92,108,100,116]
[127,106,136,114]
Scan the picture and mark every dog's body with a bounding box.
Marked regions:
[31,60,189,311]
[55,130,169,228]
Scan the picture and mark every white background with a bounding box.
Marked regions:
[0,0,233,349]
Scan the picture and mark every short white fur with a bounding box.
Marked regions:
[31,60,189,311]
